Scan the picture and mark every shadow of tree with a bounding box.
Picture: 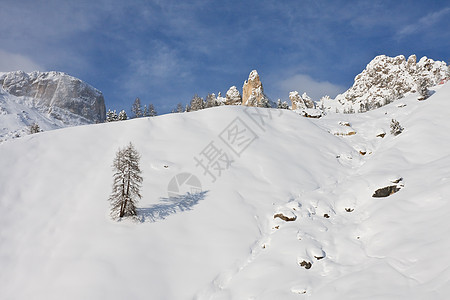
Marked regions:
[137,191,208,222]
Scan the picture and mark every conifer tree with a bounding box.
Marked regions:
[148,103,157,117]
[118,110,128,120]
[417,78,430,100]
[176,102,184,113]
[205,93,218,108]
[143,105,149,117]
[109,143,143,219]
[106,109,119,122]
[190,94,204,111]
[132,97,143,118]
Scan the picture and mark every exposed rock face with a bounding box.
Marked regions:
[334,55,448,112]
[289,91,315,110]
[242,70,269,107]
[0,71,106,123]
[225,86,242,105]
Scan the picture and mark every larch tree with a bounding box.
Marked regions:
[109,142,143,220]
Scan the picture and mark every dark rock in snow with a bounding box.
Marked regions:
[372,185,401,198]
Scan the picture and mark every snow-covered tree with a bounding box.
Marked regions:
[390,119,404,136]
[109,142,143,219]
[176,102,184,113]
[28,122,41,134]
[132,97,143,118]
[417,78,430,100]
[190,94,204,111]
[258,96,272,108]
[205,93,218,108]
[225,86,242,105]
[148,103,157,117]
[118,110,128,121]
[106,109,119,122]
[277,99,289,109]
[143,105,149,117]
[185,104,191,112]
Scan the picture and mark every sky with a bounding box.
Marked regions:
[0,0,449,114]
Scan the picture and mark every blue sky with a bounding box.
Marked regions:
[0,0,449,114]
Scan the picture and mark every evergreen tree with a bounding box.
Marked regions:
[143,105,149,117]
[118,110,128,120]
[276,99,289,109]
[176,102,184,113]
[205,93,218,108]
[132,97,143,118]
[417,78,429,100]
[106,109,119,122]
[148,104,157,117]
[109,143,143,219]
[258,96,271,108]
[190,94,204,111]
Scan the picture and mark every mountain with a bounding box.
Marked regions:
[0,71,106,140]
[1,80,450,299]
[320,55,448,113]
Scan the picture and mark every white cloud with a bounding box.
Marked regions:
[0,50,43,72]
[398,7,450,37]
[276,74,346,101]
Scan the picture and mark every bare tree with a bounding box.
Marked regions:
[109,143,143,219]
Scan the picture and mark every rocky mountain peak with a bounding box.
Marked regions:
[289,91,315,110]
[334,54,448,112]
[0,71,106,124]
[242,70,269,107]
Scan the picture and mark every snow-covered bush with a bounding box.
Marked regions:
[390,119,404,136]
[28,122,41,134]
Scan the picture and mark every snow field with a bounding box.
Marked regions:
[1,83,450,299]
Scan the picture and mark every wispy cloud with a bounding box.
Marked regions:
[398,7,450,37]
[0,50,43,72]
[275,74,347,101]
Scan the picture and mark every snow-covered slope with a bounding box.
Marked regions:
[1,82,450,299]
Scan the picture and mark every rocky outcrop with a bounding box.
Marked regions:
[242,70,270,107]
[334,55,448,112]
[225,86,242,105]
[0,71,106,123]
[289,91,315,110]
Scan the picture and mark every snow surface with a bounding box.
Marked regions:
[1,83,450,299]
